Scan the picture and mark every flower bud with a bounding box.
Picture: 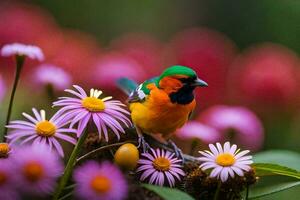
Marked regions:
[114,143,139,170]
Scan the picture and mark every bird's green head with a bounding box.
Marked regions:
[158,65,208,104]
[159,65,208,87]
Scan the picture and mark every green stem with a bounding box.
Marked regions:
[189,139,198,155]
[1,55,25,142]
[213,181,222,200]
[76,140,136,163]
[246,185,249,200]
[52,129,88,200]
[46,83,56,102]
[58,192,73,200]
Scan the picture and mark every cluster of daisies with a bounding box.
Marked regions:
[0,43,134,199]
[0,43,254,200]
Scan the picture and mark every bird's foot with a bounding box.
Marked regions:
[137,135,151,153]
[168,140,184,162]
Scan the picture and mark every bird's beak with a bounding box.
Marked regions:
[191,78,208,87]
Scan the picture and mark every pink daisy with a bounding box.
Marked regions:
[34,64,72,90]
[91,52,147,90]
[7,108,77,157]
[0,158,19,200]
[11,144,63,196]
[137,148,185,187]
[198,142,253,182]
[74,161,128,200]
[1,43,44,61]
[176,121,221,143]
[199,105,264,151]
[53,85,132,140]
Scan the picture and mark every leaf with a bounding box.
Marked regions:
[248,180,300,199]
[142,184,195,200]
[254,150,300,171]
[253,163,300,179]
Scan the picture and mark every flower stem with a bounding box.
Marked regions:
[1,55,25,142]
[76,140,136,163]
[213,181,222,200]
[46,83,56,102]
[246,185,249,200]
[52,129,88,200]
[189,139,198,155]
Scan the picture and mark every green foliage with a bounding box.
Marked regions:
[248,160,300,199]
[248,178,300,199]
[254,150,300,171]
[253,163,300,179]
[142,184,195,200]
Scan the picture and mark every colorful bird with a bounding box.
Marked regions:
[118,65,207,156]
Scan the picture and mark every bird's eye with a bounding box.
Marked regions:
[178,77,195,84]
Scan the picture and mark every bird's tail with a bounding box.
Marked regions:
[116,78,138,95]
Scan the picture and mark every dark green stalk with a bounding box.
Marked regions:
[213,181,222,200]
[189,139,198,155]
[46,83,56,102]
[1,55,25,142]
[52,129,88,200]
[246,185,249,200]
[76,140,136,163]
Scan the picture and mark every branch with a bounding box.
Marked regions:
[76,128,199,163]
[76,140,136,163]
[143,134,199,163]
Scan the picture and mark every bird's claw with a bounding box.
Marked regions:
[168,140,184,163]
[137,136,151,153]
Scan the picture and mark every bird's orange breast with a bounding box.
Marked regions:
[130,83,196,138]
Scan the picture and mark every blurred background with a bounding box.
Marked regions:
[0,0,299,198]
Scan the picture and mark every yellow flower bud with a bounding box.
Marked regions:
[114,143,139,170]
[0,143,10,158]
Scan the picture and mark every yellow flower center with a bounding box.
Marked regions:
[82,97,105,112]
[35,120,56,137]
[0,171,7,186]
[153,157,171,171]
[216,153,236,167]
[0,143,10,158]
[90,175,111,194]
[23,161,44,182]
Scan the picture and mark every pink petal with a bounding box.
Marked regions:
[22,113,39,123]
[223,142,231,152]
[73,85,87,98]
[235,150,250,159]
[32,108,42,121]
[50,137,64,157]
[140,168,155,181]
[164,171,175,187]
[64,89,85,99]
[210,166,222,177]
[209,144,219,156]
[55,133,77,145]
[20,135,38,145]
[216,143,223,153]
[220,168,229,182]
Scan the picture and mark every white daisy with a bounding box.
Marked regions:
[1,43,44,61]
[198,142,253,182]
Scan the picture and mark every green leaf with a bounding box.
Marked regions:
[253,163,300,179]
[142,184,195,200]
[254,150,300,171]
[248,180,300,199]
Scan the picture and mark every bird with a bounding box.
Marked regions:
[117,65,208,156]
